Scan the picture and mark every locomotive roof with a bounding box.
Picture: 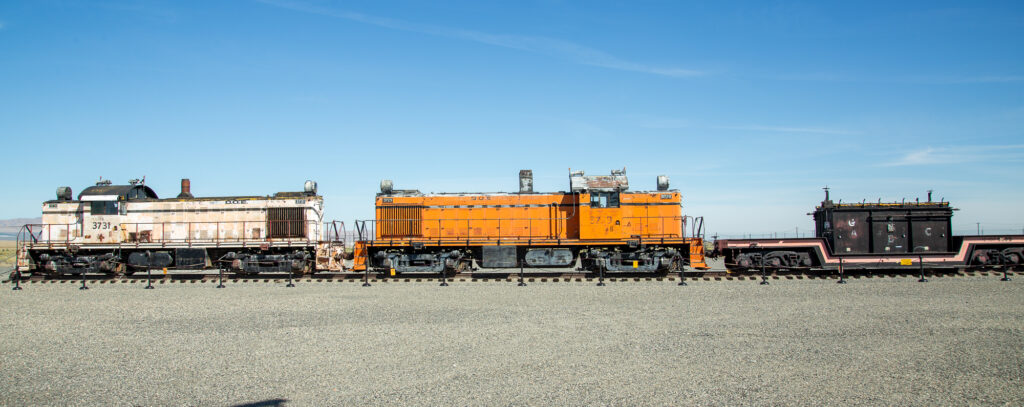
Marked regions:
[47,185,317,203]
[78,184,158,200]
[380,189,677,197]
[816,200,953,210]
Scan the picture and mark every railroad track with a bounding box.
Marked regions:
[3,267,1020,287]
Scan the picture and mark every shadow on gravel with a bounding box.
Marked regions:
[232,398,288,407]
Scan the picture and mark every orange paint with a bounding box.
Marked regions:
[353,188,707,270]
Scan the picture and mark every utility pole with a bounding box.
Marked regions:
[977,222,980,235]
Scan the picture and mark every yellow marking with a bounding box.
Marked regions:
[390,268,396,276]
[632,260,638,268]
[899,259,913,266]
[162,268,168,274]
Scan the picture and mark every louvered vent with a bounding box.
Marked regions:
[380,206,422,237]
[268,207,306,238]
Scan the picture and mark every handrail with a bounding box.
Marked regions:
[324,220,346,245]
[355,215,687,242]
[17,220,322,246]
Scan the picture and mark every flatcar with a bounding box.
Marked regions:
[15,178,346,276]
[352,169,708,275]
[714,189,1024,273]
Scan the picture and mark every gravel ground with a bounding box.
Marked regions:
[1,275,1022,406]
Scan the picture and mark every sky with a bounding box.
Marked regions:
[1,0,1022,237]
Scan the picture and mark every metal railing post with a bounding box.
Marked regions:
[760,257,769,285]
[678,258,687,286]
[918,255,927,282]
[12,270,22,291]
[518,254,526,287]
[216,267,225,288]
[145,257,155,290]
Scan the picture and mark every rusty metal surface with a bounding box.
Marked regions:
[570,168,629,192]
[519,169,533,193]
[814,191,954,255]
[77,185,158,200]
[177,179,193,199]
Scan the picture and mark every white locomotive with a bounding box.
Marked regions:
[16,178,346,275]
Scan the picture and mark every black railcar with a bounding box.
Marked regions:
[715,190,1024,272]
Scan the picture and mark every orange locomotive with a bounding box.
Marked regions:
[353,169,707,275]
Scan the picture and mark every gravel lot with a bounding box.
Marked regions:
[1,275,1022,406]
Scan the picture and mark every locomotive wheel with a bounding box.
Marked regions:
[294,262,311,277]
[670,255,682,272]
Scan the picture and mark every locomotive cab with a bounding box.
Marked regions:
[573,169,628,240]
[78,181,157,245]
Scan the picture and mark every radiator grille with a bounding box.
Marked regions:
[268,207,306,238]
[379,206,422,237]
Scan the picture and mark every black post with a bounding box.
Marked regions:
[12,270,22,291]
[760,257,769,285]
[362,266,371,287]
[440,268,448,287]
[918,255,927,282]
[216,267,225,288]
[145,264,154,289]
[837,258,847,284]
[286,267,295,287]
[79,271,88,290]
[597,262,606,286]
[1000,266,1011,282]
[677,260,687,286]
[518,255,526,287]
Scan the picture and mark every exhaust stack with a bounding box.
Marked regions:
[177,179,193,199]
[519,170,533,193]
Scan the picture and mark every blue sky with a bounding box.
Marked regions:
[1,0,1022,237]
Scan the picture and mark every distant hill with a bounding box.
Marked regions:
[0,218,41,240]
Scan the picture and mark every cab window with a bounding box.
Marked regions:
[90,201,118,215]
[590,192,620,208]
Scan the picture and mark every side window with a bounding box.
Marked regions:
[90,201,118,215]
[590,192,620,208]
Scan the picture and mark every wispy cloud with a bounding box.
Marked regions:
[256,0,704,78]
[713,125,858,135]
[882,145,1024,166]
